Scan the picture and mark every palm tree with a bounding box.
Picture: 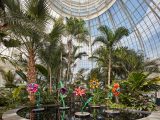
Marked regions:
[92,26,129,86]
[38,18,65,93]
[2,0,49,84]
[65,17,89,82]
[68,45,87,83]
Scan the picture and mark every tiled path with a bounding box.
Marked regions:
[2,108,160,120]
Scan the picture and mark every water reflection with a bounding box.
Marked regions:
[17,105,150,120]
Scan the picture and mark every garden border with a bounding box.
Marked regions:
[2,107,160,120]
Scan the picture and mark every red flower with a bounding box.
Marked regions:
[113,83,120,89]
[74,87,86,96]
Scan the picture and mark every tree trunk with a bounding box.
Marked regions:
[108,49,111,86]
[67,39,72,86]
[115,96,119,104]
[49,67,52,94]
[27,49,36,105]
[27,49,36,83]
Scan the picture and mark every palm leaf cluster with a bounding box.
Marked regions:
[92,26,129,85]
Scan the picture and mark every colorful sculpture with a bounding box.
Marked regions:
[59,81,68,108]
[112,83,120,96]
[27,83,39,93]
[89,78,100,89]
[74,87,86,96]
[26,83,39,105]
[73,87,92,113]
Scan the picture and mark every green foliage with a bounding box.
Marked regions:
[0,70,16,88]
[119,72,160,111]
[40,90,57,104]
[2,39,21,47]
[0,97,8,106]
[91,88,107,105]
[35,64,48,78]
[16,69,27,82]
[65,17,89,44]
[12,85,28,102]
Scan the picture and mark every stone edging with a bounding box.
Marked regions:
[2,108,27,120]
[2,108,160,120]
[138,111,160,120]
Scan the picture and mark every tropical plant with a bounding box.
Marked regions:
[0,69,16,89]
[38,18,65,93]
[65,17,89,82]
[2,0,49,84]
[68,46,87,83]
[92,26,129,86]
[90,46,147,84]
[119,72,160,111]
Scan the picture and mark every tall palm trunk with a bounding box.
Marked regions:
[108,49,111,86]
[49,67,52,94]
[27,49,36,83]
[67,38,72,85]
[27,48,36,105]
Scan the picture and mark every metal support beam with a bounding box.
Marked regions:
[118,0,146,52]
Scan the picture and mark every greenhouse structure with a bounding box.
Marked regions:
[0,0,160,120]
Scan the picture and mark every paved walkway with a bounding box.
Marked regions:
[2,108,160,120]
[2,108,27,120]
[138,111,160,120]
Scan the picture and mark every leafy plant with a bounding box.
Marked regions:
[119,72,160,111]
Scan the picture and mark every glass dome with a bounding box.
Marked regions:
[48,0,116,20]
[48,0,160,71]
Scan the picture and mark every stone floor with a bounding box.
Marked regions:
[2,108,27,120]
[138,111,160,120]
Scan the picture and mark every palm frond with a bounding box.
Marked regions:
[16,69,27,82]
[74,52,87,60]
[35,64,48,78]
[99,25,114,42]
[92,36,107,46]
[113,27,129,45]
[2,38,21,47]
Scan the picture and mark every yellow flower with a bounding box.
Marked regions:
[89,78,100,89]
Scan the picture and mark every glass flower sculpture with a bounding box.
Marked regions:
[112,83,120,96]
[73,87,92,113]
[27,83,39,93]
[59,81,68,108]
[89,78,100,89]
[60,87,68,95]
[74,87,86,96]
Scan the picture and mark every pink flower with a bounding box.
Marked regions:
[73,87,86,96]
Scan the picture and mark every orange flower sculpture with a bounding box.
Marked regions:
[112,83,120,96]
[74,87,86,96]
[89,78,100,89]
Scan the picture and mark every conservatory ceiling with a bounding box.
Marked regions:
[48,0,116,20]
